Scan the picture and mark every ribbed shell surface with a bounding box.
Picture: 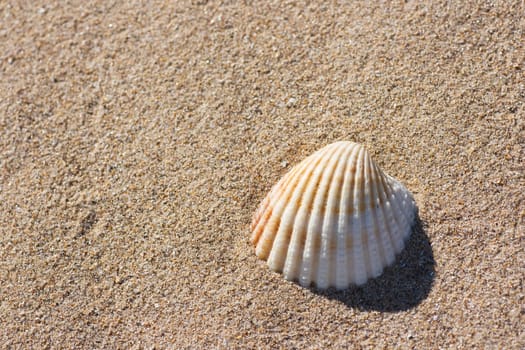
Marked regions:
[250,141,417,289]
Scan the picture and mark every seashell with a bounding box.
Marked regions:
[250,141,418,290]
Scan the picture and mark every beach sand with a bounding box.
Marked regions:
[1,1,523,348]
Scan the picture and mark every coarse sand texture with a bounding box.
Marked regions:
[1,1,524,349]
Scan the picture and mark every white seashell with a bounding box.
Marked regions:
[250,141,418,290]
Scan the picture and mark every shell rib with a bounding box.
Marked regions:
[250,141,417,290]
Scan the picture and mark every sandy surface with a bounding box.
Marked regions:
[1,1,524,348]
